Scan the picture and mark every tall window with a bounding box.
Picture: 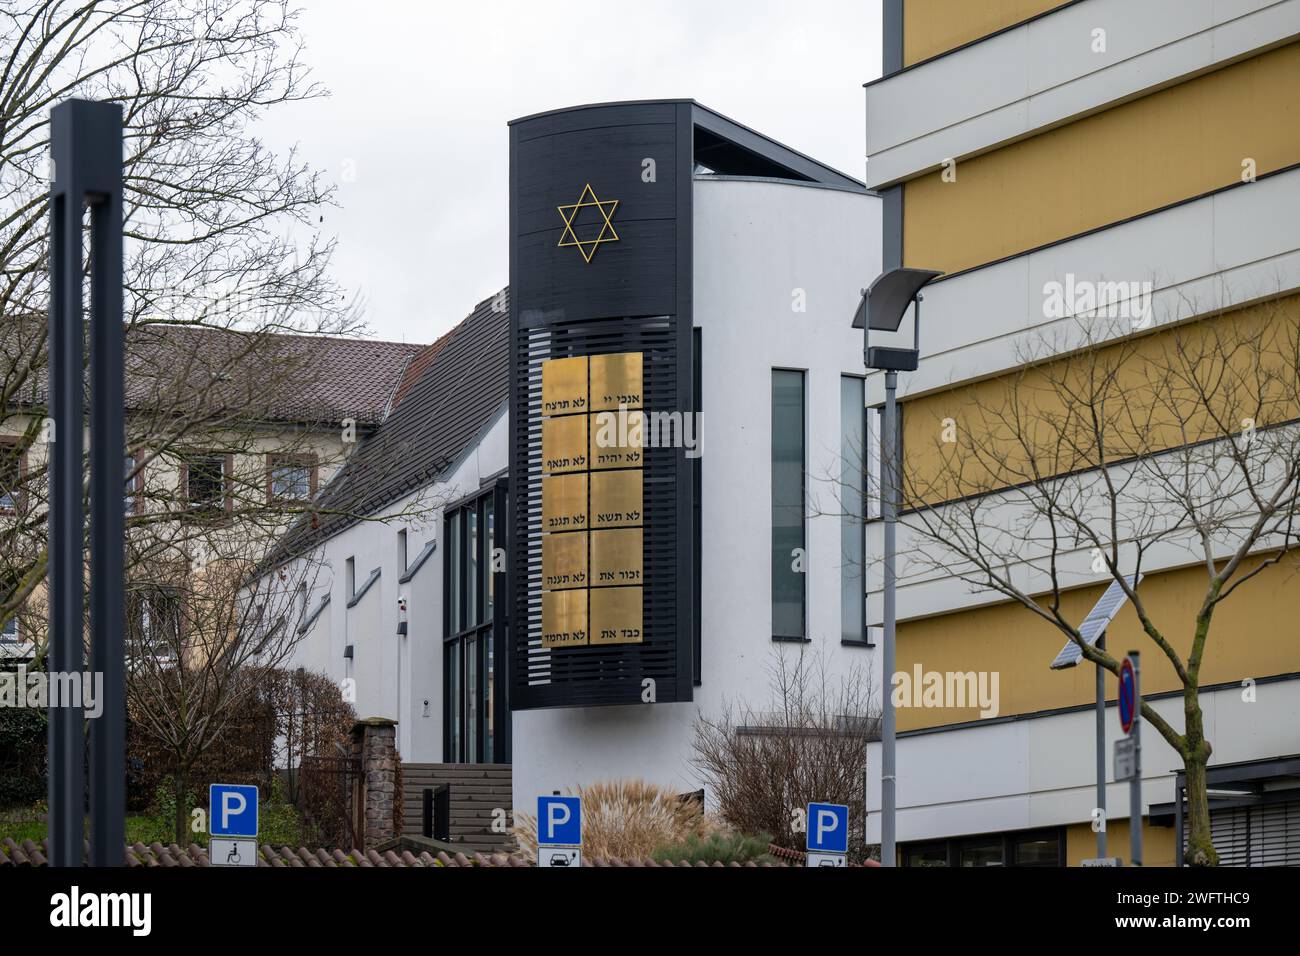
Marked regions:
[124,453,141,516]
[841,376,866,643]
[866,405,899,520]
[771,369,806,641]
[444,482,508,763]
[0,439,24,514]
[1,576,19,647]
[127,586,181,664]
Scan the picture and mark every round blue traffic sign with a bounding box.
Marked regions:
[1118,657,1136,734]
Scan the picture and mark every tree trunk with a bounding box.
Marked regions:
[173,767,188,846]
[1181,693,1219,866]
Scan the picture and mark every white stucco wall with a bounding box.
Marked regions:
[510,177,882,810]
[289,408,508,763]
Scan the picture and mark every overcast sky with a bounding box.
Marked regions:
[265,0,882,343]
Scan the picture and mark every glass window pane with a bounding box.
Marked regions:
[959,840,1004,867]
[1014,835,1060,866]
[187,454,225,513]
[124,454,136,515]
[448,515,462,633]
[904,843,949,867]
[271,460,311,500]
[484,498,495,623]
[841,377,865,642]
[485,636,494,763]
[465,636,479,762]
[468,508,480,626]
[448,642,461,761]
[771,370,806,639]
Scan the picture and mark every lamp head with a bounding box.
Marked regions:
[852,267,943,331]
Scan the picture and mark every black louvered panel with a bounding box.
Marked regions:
[1186,800,1300,866]
[510,315,689,709]
[1250,801,1300,866]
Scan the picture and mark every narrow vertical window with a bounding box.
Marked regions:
[397,528,408,574]
[448,515,462,632]
[841,376,866,643]
[771,369,806,640]
[345,556,356,599]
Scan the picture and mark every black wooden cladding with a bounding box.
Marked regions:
[511,316,689,708]
[509,101,695,711]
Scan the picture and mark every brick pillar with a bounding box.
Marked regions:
[351,717,399,849]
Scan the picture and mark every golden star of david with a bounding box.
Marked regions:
[557,183,620,263]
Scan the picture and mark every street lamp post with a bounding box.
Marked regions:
[853,267,942,866]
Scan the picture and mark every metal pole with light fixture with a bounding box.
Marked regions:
[48,99,126,868]
[853,267,942,866]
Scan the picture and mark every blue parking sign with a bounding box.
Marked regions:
[210,784,259,838]
[807,802,849,854]
[537,796,581,846]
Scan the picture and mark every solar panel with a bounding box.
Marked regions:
[1049,573,1142,669]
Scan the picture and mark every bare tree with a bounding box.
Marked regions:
[898,292,1300,866]
[125,531,322,843]
[692,646,878,858]
[0,0,354,635]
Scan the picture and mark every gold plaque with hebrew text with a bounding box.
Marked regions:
[541,356,588,416]
[542,589,589,648]
[589,352,642,411]
[590,470,642,529]
[589,586,643,645]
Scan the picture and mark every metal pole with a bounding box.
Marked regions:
[1129,651,1143,866]
[87,102,125,868]
[48,103,88,868]
[1096,632,1107,859]
[881,368,898,866]
[47,99,125,868]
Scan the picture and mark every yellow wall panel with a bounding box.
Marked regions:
[900,294,1300,506]
[895,556,1300,731]
[903,0,1071,66]
[1066,819,1178,866]
[904,42,1300,274]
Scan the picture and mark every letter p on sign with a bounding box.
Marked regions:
[537,795,582,847]
[806,802,849,854]
[209,783,259,838]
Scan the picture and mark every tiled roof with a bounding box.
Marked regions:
[3,321,424,428]
[266,288,510,564]
[387,330,454,413]
[0,838,880,867]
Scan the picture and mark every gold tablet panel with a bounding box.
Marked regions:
[590,470,643,528]
[541,356,588,416]
[542,589,589,648]
[542,414,588,474]
[589,352,643,411]
[589,586,643,645]
[542,531,588,590]
[590,409,645,469]
[590,528,642,587]
[541,473,587,532]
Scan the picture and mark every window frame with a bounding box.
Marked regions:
[841,375,869,646]
[899,826,1065,868]
[443,479,509,764]
[771,368,808,642]
[180,451,233,518]
[124,449,145,517]
[265,452,318,506]
[0,436,28,515]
